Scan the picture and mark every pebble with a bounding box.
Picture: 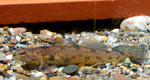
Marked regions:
[8,28,15,36]
[131,67,137,72]
[92,69,100,74]
[79,66,94,72]
[105,63,111,67]
[58,67,64,73]
[6,54,13,60]
[7,70,14,75]
[62,65,79,75]
[16,73,30,80]
[120,16,150,31]
[25,32,33,39]
[40,29,53,39]
[15,35,21,42]
[137,66,143,73]
[3,26,9,31]
[34,72,44,78]
[11,64,24,71]
[40,75,48,80]
[49,76,62,80]
[0,37,4,44]
[2,44,9,51]
[13,27,27,33]
[114,68,121,74]
[70,75,80,80]
[10,38,18,44]
[0,53,6,61]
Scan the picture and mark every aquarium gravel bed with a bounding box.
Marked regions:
[1,16,150,80]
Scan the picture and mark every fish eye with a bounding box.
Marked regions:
[19,51,26,55]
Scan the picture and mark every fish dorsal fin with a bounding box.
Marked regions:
[53,38,80,49]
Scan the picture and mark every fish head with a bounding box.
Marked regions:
[13,48,33,62]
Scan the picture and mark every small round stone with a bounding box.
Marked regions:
[62,65,79,75]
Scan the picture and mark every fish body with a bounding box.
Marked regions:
[14,46,134,66]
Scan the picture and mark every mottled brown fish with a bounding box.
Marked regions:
[14,46,135,67]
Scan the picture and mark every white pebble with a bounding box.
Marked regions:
[34,72,44,78]
[6,54,13,60]
[120,16,150,31]
[137,67,143,73]
[111,28,120,33]
[15,35,21,42]
[8,28,15,36]
[105,63,111,67]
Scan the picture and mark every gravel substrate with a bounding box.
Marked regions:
[0,25,150,80]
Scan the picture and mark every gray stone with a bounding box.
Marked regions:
[62,65,79,75]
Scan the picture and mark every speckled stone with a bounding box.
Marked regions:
[62,65,79,75]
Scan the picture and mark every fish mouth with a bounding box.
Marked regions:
[132,58,150,64]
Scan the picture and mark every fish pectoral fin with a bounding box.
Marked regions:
[38,60,52,73]
[90,62,104,68]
